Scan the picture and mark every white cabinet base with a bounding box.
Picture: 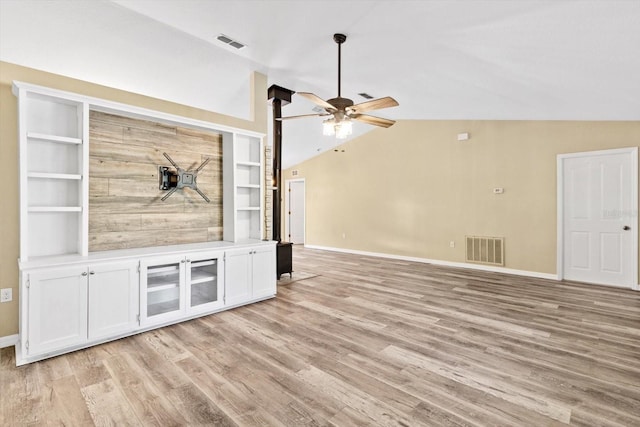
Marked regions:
[16,240,276,366]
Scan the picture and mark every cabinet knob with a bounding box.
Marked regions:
[89,271,95,275]
[181,260,186,263]
[81,272,88,276]
[186,259,191,263]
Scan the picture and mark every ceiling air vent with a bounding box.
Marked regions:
[358,92,374,99]
[216,34,246,50]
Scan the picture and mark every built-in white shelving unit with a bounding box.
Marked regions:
[14,81,276,366]
[223,133,264,242]
[16,86,88,260]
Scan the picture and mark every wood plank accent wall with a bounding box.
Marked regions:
[89,111,223,251]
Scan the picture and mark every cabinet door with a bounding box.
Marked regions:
[251,245,277,300]
[224,248,252,306]
[88,261,139,340]
[26,266,88,356]
[187,251,224,315]
[140,256,185,325]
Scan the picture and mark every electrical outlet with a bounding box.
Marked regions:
[0,288,12,303]
[449,241,455,248]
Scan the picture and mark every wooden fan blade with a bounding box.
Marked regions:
[351,114,395,128]
[296,92,337,111]
[276,113,327,121]
[349,96,398,114]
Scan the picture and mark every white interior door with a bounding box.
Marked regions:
[287,179,305,244]
[559,148,638,288]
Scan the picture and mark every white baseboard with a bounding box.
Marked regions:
[304,245,559,281]
[0,334,19,349]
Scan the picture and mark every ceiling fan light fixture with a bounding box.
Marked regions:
[322,118,336,136]
[322,117,352,139]
[335,119,353,139]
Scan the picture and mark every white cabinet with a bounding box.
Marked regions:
[140,251,224,326]
[24,266,88,356]
[15,84,88,261]
[20,261,138,358]
[223,134,264,242]
[87,262,139,340]
[225,245,276,306]
[251,245,278,300]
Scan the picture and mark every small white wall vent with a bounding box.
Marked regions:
[216,34,247,50]
[466,236,504,266]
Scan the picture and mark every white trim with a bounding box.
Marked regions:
[304,245,559,281]
[0,334,19,349]
[12,81,265,139]
[557,147,638,290]
[284,178,305,244]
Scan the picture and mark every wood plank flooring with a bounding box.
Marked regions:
[2,246,640,426]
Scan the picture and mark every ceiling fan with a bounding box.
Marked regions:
[279,33,399,139]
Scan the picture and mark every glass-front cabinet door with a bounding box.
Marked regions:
[140,255,185,325]
[140,251,224,325]
[187,252,224,315]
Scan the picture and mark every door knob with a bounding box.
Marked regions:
[623,225,631,230]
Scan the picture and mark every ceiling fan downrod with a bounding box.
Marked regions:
[334,33,347,98]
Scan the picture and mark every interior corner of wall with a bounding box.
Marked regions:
[250,71,268,134]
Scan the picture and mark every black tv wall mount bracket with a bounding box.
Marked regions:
[158,152,211,202]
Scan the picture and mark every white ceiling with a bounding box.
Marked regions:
[2,0,639,168]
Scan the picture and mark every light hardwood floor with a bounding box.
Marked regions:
[2,247,639,426]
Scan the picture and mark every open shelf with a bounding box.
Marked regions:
[27,138,81,176]
[235,134,261,164]
[236,161,261,167]
[25,93,82,138]
[236,164,261,187]
[27,211,81,257]
[28,207,82,212]
[28,172,82,180]
[27,132,82,145]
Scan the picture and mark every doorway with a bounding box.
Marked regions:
[557,147,638,289]
[285,179,305,244]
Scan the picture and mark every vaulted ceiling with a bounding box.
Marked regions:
[2,0,639,168]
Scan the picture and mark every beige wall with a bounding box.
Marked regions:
[0,61,267,338]
[283,120,640,276]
